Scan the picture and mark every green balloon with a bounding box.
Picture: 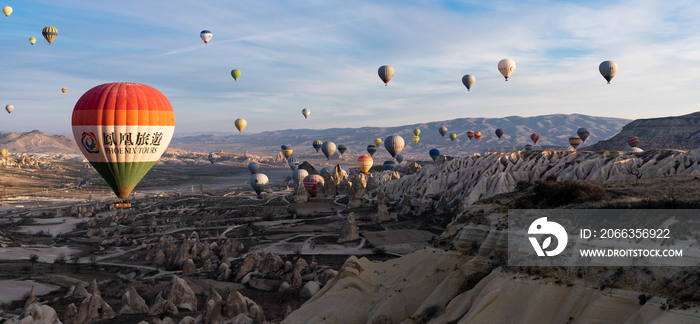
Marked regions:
[449,133,457,141]
[231,69,241,81]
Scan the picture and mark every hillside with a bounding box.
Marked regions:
[0,130,79,154]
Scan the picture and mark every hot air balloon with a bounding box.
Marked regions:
[439,127,448,137]
[449,133,457,141]
[462,74,475,91]
[340,165,350,176]
[250,173,269,195]
[530,133,540,144]
[320,167,332,177]
[303,174,324,197]
[71,83,175,205]
[467,131,474,141]
[429,149,440,161]
[413,129,420,136]
[235,118,246,133]
[569,135,582,150]
[627,136,639,147]
[200,30,212,44]
[248,162,260,174]
[599,61,618,84]
[413,136,420,143]
[498,59,516,81]
[374,138,382,147]
[395,155,404,164]
[357,155,373,174]
[281,145,293,158]
[231,69,241,81]
[383,160,397,171]
[292,168,308,185]
[322,142,336,160]
[312,140,322,152]
[524,144,533,151]
[577,128,590,142]
[338,144,347,155]
[378,65,394,86]
[495,129,504,139]
[302,108,310,119]
[384,135,404,159]
[367,144,377,156]
[61,87,67,94]
[208,153,218,164]
[0,149,7,157]
[29,37,36,45]
[474,132,481,141]
[287,157,300,170]
[2,6,11,17]
[5,105,14,114]
[42,27,58,44]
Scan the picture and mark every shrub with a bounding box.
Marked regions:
[533,179,606,207]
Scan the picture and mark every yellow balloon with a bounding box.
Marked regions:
[235,118,247,133]
[1,149,7,157]
[373,138,382,146]
[2,6,12,17]
[413,136,419,143]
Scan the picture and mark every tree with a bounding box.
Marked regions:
[28,254,39,279]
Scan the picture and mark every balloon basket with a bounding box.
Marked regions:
[114,200,131,208]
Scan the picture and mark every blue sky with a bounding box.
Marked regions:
[1,0,699,135]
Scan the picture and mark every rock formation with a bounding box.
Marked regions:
[69,282,90,299]
[297,161,317,175]
[338,212,359,243]
[149,275,198,314]
[24,286,36,308]
[118,286,149,315]
[182,258,196,274]
[374,191,390,222]
[348,173,366,208]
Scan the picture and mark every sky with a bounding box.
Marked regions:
[1,0,700,136]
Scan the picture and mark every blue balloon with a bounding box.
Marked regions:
[287,157,300,170]
[383,160,397,171]
[395,154,404,164]
[429,149,440,161]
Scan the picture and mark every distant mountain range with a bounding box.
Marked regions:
[0,130,78,154]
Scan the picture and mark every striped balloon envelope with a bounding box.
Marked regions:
[569,135,582,149]
[577,128,590,142]
[357,155,373,174]
[524,144,533,151]
[366,145,377,156]
[287,157,300,170]
[303,174,324,197]
[281,145,293,158]
[467,131,474,141]
[312,140,322,152]
[338,144,347,155]
[474,132,481,141]
[71,83,175,200]
[627,136,639,147]
[42,26,57,44]
[384,135,404,159]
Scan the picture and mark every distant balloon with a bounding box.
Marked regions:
[383,160,397,171]
[338,144,347,155]
[413,136,420,143]
[599,61,618,84]
[200,30,212,44]
[61,87,67,94]
[250,173,269,195]
[384,135,404,159]
[235,118,246,133]
[498,59,516,81]
[449,133,457,141]
[2,6,11,17]
[462,74,475,91]
[357,155,373,174]
[495,128,504,139]
[42,27,58,44]
[248,162,260,174]
[530,133,540,145]
[5,105,13,114]
[302,108,310,119]
[231,69,241,81]
[281,145,293,158]
[340,165,350,176]
[208,153,218,164]
[474,132,481,141]
[467,131,474,141]
[303,174,324,197]
[322,142,336,160]
[569,135,582,150]
[374,138,382,147]
[292,168,308,185]
[29,37,36,45]
[0,149,7,157]
[577,128,590,142]
[627,136,640,148]
[287,157,300,170]
[524,144,533,151]
[312,140,322,152]
[413,128,420,136]
[378,65,394,86]
[320,167,332,176]
[429,148,440,161]
[367,144,377,156]
[439,127,448,137]
[395,154,404,164]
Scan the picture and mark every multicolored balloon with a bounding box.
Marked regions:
[338,144,347,155]
[449,133,457,141]
[384,135,404,159]
[302,108,310,119]
[281,145,293,158]
[303,174,324,197]
[439,127,448,137]
[367,144,377,156]
[378,65,394,86]
[530,133,540,145]
[322,141,336,160]
[235,118,246,133]
[599,61,618,84]
[292,168,308,185]
[42,27,58,45]
[498,59,516,81]
[357,155,373,174]
[250,173,269,195]
[395,154,404,164]
[374,138,382,147]
[495,129,504,139]
[577,128,590,142]
[413,136,420,143]
[200,30,212,44]
[429,149,440,161]
[524,144,533,151]
[248,162,260,174]
[231,69,241,81]
[569,135,582,149]
[627,136,639,147]
[474,132,481,141]
[71,83,175,200]
[287,157,300,170]
[29,37,36,45]
[312,140,322,152]
[462,74,475,91]
[5,105,13,114]
[383,160,397,171]
[467,131,474,141]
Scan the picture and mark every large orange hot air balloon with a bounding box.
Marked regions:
[71,83,175,204]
